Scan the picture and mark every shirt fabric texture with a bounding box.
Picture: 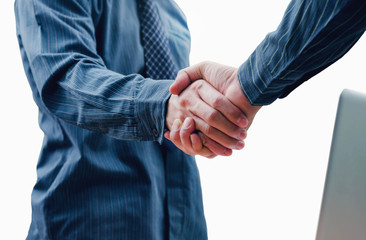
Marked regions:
[15,0,366,239]
[239,0,366,105]
[15,0,207,239]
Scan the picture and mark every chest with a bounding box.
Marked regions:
[92,0,191,74]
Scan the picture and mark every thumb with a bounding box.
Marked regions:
[169,63,206,95]
[181,117,196,134]
[169,71,191,95]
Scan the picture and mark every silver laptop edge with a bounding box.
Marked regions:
[316,89,366,240]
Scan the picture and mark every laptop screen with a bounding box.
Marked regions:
[316,89,366,240]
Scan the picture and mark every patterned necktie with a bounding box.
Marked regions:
[138,0,177,80]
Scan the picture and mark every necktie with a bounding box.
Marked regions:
[138,0,177,80]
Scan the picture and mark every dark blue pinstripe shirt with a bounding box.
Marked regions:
[239,0,366,105]
[14,0,366,239]
[15,0,206,239]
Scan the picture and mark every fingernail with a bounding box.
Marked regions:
[172,119,182,131]
[224,148,232,156]
[237,117,248,127]
[235,141,245,150]
[238,129,246,140]
[182,118,192,130]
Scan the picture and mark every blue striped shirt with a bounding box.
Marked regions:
[15,0,206,239]
[239,0,366,105]
[15,0,366,239]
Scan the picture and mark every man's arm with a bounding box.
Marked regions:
[168,0,365,151]
[172,0,366,106]
[15,0,172,142]
[239,0,366,105]
[15,0,247,158]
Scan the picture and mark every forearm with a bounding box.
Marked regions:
[41,61,172,142]
[239,0,366,105]
[16,0,171,142]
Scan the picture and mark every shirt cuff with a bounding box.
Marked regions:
[238,42,285,106]
[135,79,173,144]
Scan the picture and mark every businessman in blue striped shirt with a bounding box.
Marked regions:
[15,0,365,239]
[15,0,248,239]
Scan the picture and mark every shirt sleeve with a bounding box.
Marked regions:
[15,0,172,143]
[238,0,366,106]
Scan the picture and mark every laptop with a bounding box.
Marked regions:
[316,89,366,240]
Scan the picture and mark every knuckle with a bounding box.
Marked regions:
[233,109,244,119]
[212,96,223,108]
[201,61,214,73]
[206,110,220,124]
[193,80,204,91]
[180,128,190,139]
[179,97,189,107]
[189,102,200,112]
[170,130,180,142]
[203,125,214,136]
[201,60,212,68]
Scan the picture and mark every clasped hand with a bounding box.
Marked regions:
[165,61,261,158]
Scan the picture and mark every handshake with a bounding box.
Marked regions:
[165,61,262,158]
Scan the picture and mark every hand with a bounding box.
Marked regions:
[165,79,249,158]
[168,61,262,151]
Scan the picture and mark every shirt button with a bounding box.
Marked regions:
[153,129,159,137]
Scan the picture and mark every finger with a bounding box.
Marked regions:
[191,132,230,158]
[170,119,184,150]
[198,132,232,157]
[164,131,171,140]
[242,129,248,140]
[190,133,203,152]
[168,119,218,157]
[197,82,248,128]
[170,70,193,95]
[168,120,234,157]
[190,133,218,158]
[192,116,244,151]
[179,118,220,157]
[188,92,246,141]
[180,117,196,154]
[170,62,208,95]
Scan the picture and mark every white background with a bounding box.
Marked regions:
[1,0,365,239]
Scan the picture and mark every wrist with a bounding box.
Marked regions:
[225,72,261,127]
[165,94,184,131]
